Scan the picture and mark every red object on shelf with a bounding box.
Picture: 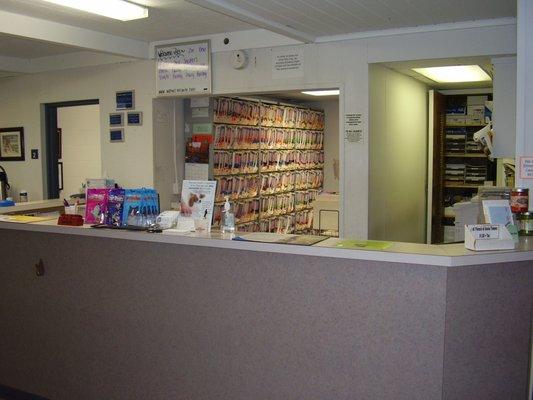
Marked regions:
[192,134,213,143]
[58,214,84,226]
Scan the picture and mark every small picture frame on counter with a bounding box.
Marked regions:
[116,90,135,110]
[109,112,124,127]
[127,111,143,126]
[109,129,124,143]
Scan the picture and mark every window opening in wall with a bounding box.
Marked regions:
[153,90,340,236]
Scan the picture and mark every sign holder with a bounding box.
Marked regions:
[155,40,211,97]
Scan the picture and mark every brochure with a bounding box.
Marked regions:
[180,180,217,231]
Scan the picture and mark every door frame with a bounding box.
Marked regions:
[44,99,99,199]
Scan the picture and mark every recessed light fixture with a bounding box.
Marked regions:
[301,89,340,96]
[412,65,491,83]
[41,0,149,21]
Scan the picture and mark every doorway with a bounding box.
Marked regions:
[44,99,100,199]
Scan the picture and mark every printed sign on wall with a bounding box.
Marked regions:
[345,113,364,144]
[272,47,304,79]
[156,41,211,97]
[519,156,533,179]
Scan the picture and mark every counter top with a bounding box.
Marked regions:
[0,199,64,215]
[1,220,533,267]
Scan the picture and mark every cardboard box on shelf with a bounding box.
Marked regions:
[446,115,466,125]
[465,116,485,125]
[467,95,489,105]
[467,105,485,117]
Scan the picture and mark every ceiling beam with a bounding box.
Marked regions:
[0,10,149,59]
[185,0,315,43]
[0,55,33,74]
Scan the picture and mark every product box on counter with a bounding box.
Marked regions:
[85,187,159,227]
[85,189,108,224]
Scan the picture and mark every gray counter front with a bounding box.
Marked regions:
[0,223,532,399]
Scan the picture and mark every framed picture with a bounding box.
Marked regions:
[127,111,143,126]
[116,90,135,110]
[109,129,124,143]
[0,127,25,161]
[109,112,124,126]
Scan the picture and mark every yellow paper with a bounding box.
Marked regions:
[336,240,392,250]
[0,215,56,224]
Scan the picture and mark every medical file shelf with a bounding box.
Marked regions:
[212,97,324,234]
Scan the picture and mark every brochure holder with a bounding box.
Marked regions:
[464,224,515,251]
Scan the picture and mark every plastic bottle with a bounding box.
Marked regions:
[221,196,235,234]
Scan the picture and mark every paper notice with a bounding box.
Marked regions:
[272,47,304,79]
[345,113,364,144]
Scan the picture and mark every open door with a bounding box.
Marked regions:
[427,90,445,244]
[44,99,99,199]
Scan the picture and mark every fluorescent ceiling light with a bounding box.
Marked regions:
[41,0,148,21]
[412,65,491,83]
[301,90,340,96]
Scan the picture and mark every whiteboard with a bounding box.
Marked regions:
[155,40,211,97]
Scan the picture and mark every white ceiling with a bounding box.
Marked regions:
[191,0,516,38]
[0,0,517,44]
[0,33,81,58]
[0,0,517,75]
[0,0,254,42]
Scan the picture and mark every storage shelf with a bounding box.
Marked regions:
[213,171,259,177]
[214,121,324,131]
[444,183,482,189]
[212,98,323,233]
[214,146,323,151]
[213,121,259,128]
[445,153,487,158]
[446,123,487,127]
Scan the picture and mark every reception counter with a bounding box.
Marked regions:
[0,221,532,400]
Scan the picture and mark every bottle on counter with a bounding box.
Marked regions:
[19,190,28,203]
[221,196,235,234]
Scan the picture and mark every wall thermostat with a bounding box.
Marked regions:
[231,50,248,70]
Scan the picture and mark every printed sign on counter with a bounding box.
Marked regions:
[156,41,211,97]
[180,180,217,232]
[464,224,514,251]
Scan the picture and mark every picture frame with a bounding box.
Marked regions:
[116,90,135,110]
[0,127,25,161]
[127,111,143,126]
[109,128,124,143]
[109,112,124,127]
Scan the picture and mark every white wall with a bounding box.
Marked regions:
[368,65,428,243]
[57,104,101,199]
[0,60,155,200]
[152,98,186,210]
[208,23,515,237]
[492,56,517,158]
[0,22,516,238]
[515,0,533,211]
